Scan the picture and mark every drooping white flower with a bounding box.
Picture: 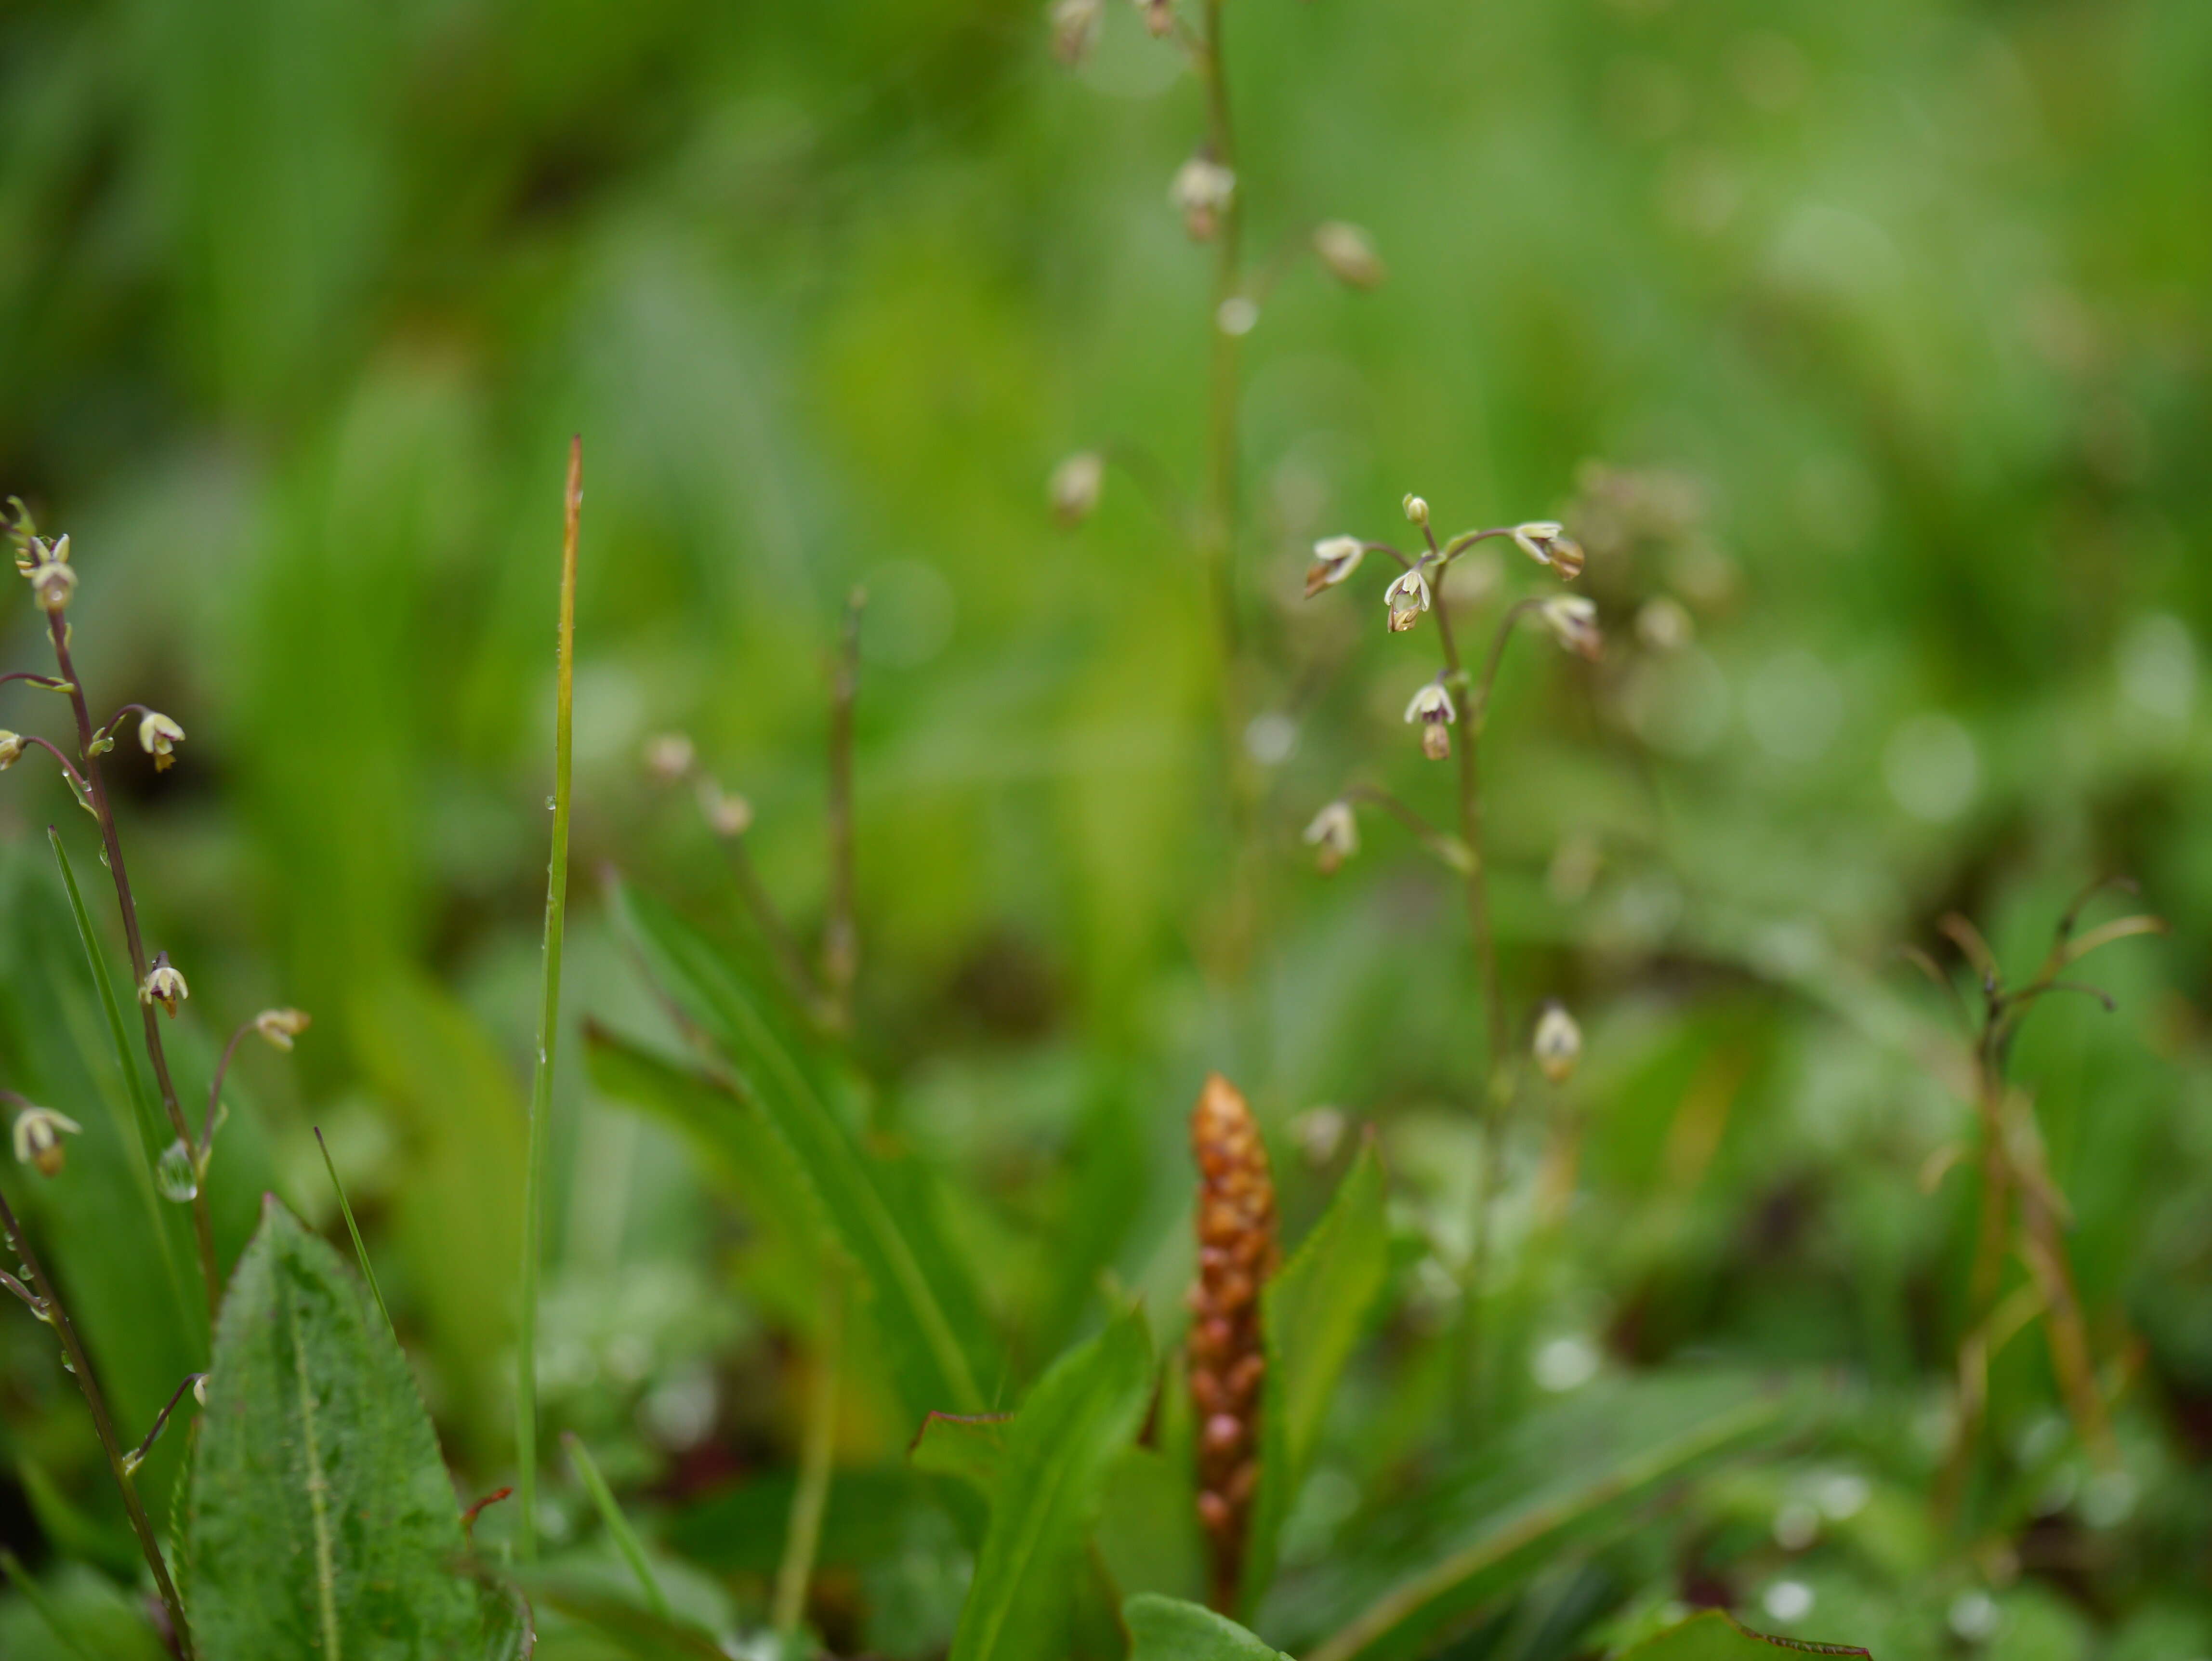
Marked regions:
[1304,535,1365,597]
[254,1008,313,1052]
[1513,521,1586,580]
[1533,1002,1582,1084]
[12,1103,82,1177]
[1404,678,1457,759]
[1302,800,1359,873]
[1384,566,1432,633]
[1540,595,1602,660]
[139,711,185,771]
[140,954,189,1017]
[1050,451,1105,526]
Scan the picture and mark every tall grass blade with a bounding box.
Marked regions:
[516,436,581,1561]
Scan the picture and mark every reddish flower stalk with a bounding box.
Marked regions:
[1187,1071,1278,1611]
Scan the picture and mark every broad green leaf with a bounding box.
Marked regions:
[1242,1141,1390,1615]
[949,1305,1154,1661]
[1281,1375,1820,1661]
[1620,1610,1870,1660]
[908,1411,1013,1496]
[185,1198,488,1659]
[1096,1446,1207,1606]
[608,876,991,1420]
[1126,1594,1294,1661]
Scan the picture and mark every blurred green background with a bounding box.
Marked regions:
[1,0,2209,1654]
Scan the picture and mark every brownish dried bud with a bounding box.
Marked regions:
[1187,1072,1278,1610]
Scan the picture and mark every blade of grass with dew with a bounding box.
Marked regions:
[564,1432,671,1621]
[314,1126,394,1342]
[517,435,581,1562]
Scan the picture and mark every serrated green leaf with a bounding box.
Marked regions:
[949,1305,1154,1661]
[1282,1375,1820,1661]
[1126,1594,1294,1661]
[1619,1609,1871,1660]
[1242,1140,1390,1615]
[607,876,991,1421]
[185,1197,488,1659]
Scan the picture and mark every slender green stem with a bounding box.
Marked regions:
[773,1278,843,1638]
[822,589,865,1031]
[517,436,582,1561]
[0,1178,195,1658]
[1430,570,1514,1422]
[314,1127,394,1342]
[564,1432,671,1621]
[43,613,221,1320]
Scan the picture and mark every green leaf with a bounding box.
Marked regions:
[607,876,991,1421]
[1618,1610,1871,1660]
[949,1305,1155,1661]
[185,1197,489,1659]
[511,1571,730,1660]
[1242,1140,1391,1615]
[908,1411,1013,1497]
[1281,1375,1820,1661]
[1126,1594,1294,1661]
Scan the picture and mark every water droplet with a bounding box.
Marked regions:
[545,795,556,810]
[156,1139,199,1202]
[60,1355,75,1373]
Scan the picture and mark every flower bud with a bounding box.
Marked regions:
[1137,0,1174,38]
[140,953,189,1017]
[139,712,184,772]
[1313,222,1386,290]
[1050,0,1103,66]
[28,553,76,614]
[254,1008,312,1052]
[1172,157,1236,241]
[1050,450,1105,527]
[0,731,21,770]
[644,732,696,782]
[12,1104,82,1178]
[1635,595,1694,653]
[1533,1002,1581,1084]
[1402,494,1429,527]
[1303,535,1365,597]
[1540,595,1602,660]
[698,779,754,838]
[1302,800,1358,874]
[1404,679,1456,760]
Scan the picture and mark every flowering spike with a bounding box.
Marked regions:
[1188,1073,1278,1612]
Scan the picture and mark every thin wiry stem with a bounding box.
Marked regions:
[517,436,582,1562]
[1343,783,1472,873]
[774,1277,843,1637]
[823,588,866,1031]
[123,1371,206,1474]
[0,1176,195,1657]
[43,613,220,1319]
[1427,551,1514,1422]
[204,1020,257,1154]
[565,1432,671,1621]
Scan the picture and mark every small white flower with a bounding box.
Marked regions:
[27,550,76,614]
[1313,222,1386,290]
[1635,595,1694,652]
[644,732,696,782]
[0,731,21,770]
[1512,521,1586,580]
[12,1104,82,1177]
[1302,800,1358,873]
[140,955,189,1017]
[1050,0,1103,66]
[1050,451,1105,526]
[253,1008,312,1052]
[1384,566,1432,633]
[1405,678,1456,759]
[1304,535,1365,596]
[1171,158,1236,240]
[138,712,185,772]
[1540,594,1603,660]
[1533,1002,1582,1083]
